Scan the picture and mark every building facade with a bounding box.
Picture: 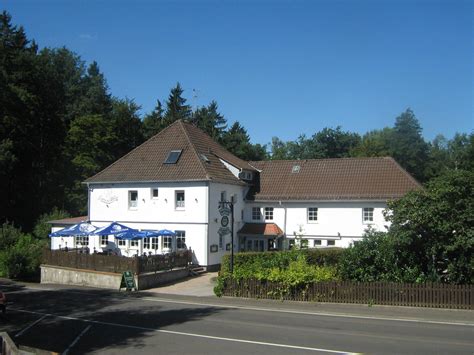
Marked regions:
[50,120,421,269]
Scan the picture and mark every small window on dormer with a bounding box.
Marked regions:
[164,150,182,164]
[292,165,301,173]
[200,154,210,163]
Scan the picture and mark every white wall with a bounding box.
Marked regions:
[245,201,389,248]
[208,182,247,266]
[89,181,208,224]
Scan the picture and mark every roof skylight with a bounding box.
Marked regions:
[164,150,182,164]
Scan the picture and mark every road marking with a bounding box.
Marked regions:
[15,314,48,338]
[4,283,472,327]
[140,297,474,327]
[10,308,359,354]
[62,325,92,355]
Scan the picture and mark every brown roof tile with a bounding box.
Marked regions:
[238,223,284,236]
[248,157,421,201]
[85,120,254,185]
[48,216,89,225]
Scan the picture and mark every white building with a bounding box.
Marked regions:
[50,120,420,270]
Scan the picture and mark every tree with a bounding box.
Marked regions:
[309,127,361,158]
[109,98,144,160]
[351,128,393,157]
[390,109,429,182]
[192,101,227,141]
[164,83,192,123]
[142,100,165,139]
[386,169,473,284]
[222,122,268,161]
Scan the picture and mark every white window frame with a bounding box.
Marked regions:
[151,237,159,251]
[176,231,186,250]
[327,240,336,247]
[175,190,185,209]
[252,207,261,221]
[76,236,89,247]
[130,239,139,247]
[162,236,172,250]
[264,207,274,221]
[117,239,126,247]
[313,239,322,247]
[143,237,150,249]
[308,207,318,223]
[363,207,374,223]
[151,188,159,199]
[100,235,108,246]
[128,190,138,210]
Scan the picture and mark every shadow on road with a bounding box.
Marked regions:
[0,282,225,353]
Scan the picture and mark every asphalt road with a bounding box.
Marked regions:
[0,280,473,354]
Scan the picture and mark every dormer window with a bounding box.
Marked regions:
[164,150,182,164]
[292,165,301,173]
[200,154,210,163]
[239,171,253,180]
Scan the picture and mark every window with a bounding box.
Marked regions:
[117,239,126,247]
[264,207,274,220]
[130,240,139,247]
[241,209,244,220]
[292,165,301,173]
[176,191,185,209]
[163,236,172,250]
[220,191,227,202]
[176,231,186,249]
[313,240,322,247]
[129,190,138,209]
[144,238,150,249]
[363,207,374,223]
[308,207,318,222]
[151,237,159,250]
[151,188,159,199]
[100,235,108,246]
[252,207,261,221]
[164,150,182,164]
[76,236,89,246]
[327,240,336,246]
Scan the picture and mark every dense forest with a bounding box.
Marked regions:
[1,11,473,234]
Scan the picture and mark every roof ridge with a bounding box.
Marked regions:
[250,157,390,164]
[179,120,211,180]
[84,120,181,183]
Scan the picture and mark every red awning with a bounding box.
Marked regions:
[238,223,284,236]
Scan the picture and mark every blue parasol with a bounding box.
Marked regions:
[49,222,97,237]
[93,222,138,236]
[156,229,176,237]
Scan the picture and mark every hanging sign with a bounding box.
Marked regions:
[218,205,231,237]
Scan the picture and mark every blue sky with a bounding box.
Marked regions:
[4,0,473,146]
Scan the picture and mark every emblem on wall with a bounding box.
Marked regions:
[98,191,118,205]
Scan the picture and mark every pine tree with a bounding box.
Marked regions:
[142,100,165,139]
[164,83,192,123]
[390,109,429,182]
[192,100,227,141]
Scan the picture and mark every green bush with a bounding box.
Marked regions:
[0,223,46,280]
[215,249,340,297]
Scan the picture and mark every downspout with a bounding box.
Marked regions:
[206,181,210,267]
[281,200,287,250]
[87,183,91,222]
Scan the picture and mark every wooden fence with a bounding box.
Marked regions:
[42,249,191,275]
[221,279,473,309]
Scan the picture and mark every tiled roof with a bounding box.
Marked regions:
[48,216,88,225]
[248,157,421,201]
[85,120,255,185]
[238,223,284,236]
